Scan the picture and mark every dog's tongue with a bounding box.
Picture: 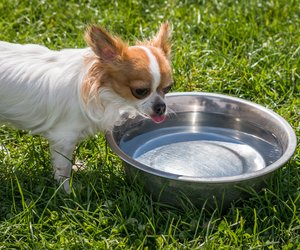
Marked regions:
[150,115,166,124]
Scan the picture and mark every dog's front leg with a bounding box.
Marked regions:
[50,141,75,194]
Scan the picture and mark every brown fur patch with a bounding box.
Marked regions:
[151,23,172,58]
[81,23,173,104]
[104,46,153,100]
[141,23,172,59]
[148,46,173,90]
[81,57,102,103]
[84,25,127,61]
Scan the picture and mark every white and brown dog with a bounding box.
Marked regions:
[0,23,173,193]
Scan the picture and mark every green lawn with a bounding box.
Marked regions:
[0,0,299,249]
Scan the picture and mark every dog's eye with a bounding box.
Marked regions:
[162,85,172,94]
[131,88,151,99]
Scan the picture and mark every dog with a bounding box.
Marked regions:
[0,23,173,193]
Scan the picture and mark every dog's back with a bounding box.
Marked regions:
[0,41,89,134]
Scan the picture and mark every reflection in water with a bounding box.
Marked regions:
[135,140,265,177]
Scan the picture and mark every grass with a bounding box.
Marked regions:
[0,0,299,249]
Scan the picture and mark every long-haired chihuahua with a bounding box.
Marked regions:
[0,23,173,193]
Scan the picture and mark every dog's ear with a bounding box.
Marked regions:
[85,25,127,62]
[151,22,171,58]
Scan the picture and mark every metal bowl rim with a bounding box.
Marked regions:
[106,92,297,184]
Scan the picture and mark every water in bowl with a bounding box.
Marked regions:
[119,113,282,178]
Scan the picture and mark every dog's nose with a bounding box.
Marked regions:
[153,102,166,116]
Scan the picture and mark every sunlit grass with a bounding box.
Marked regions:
[0,0,299,249]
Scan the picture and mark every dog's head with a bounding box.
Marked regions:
[83,23,173,124]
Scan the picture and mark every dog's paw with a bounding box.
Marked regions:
[63,179,71,194]
[54,174,72,194]
[72,161,87,172]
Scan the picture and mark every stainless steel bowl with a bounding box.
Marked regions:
[106,92,297,209]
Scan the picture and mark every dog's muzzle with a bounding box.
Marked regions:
[150,100,166,123]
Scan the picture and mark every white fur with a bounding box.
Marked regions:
[134,46,165,116]
[0,22,171,193]
[0,42,142,193]
[138,46,161,87]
